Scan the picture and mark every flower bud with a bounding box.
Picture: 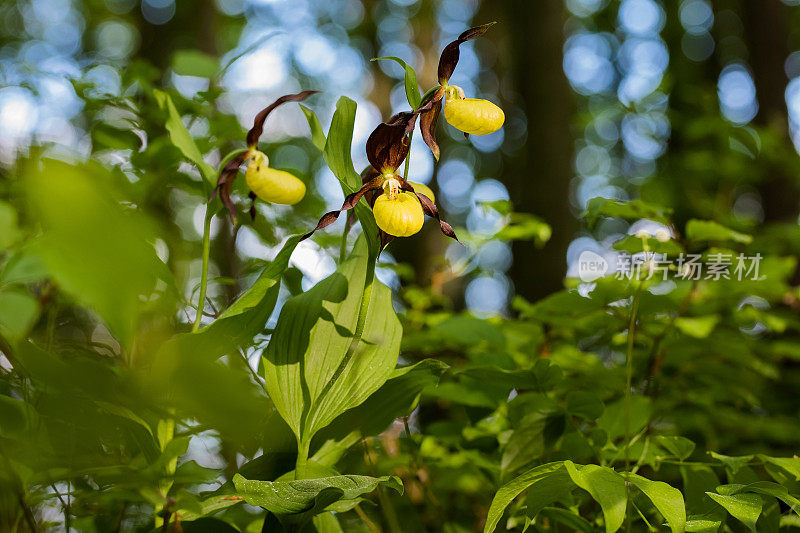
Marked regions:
[444,90,504,136]
[246,152,306,205]
[373,192,424,237]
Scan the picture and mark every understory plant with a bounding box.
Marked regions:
[0,22,799,533]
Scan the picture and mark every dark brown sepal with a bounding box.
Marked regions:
[211,150,250,223]
[378,230,395,251]
[402,182,462,245]
[419,87,445,160]
[437,22,496,84]
[300,177,383,241]
[365,111,418,172]
[245,90,320,148]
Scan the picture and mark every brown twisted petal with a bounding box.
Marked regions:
[437,22,496,85]
[211,150,250,223]
[245,90,320,148]
[300,176,384,241]
[361,167,382,207]
[419,87,445,161]
[378,230,394,251]
[365,111,418,172]
[401,181,461,244]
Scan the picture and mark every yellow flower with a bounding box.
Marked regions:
[373,192,424,237]
[443,86,504,136]
[245,151,306,205]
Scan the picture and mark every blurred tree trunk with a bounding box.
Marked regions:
[488,1,577,301]
[741,0,800,223]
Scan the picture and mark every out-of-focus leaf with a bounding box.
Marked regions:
[91,123,141,151]
[154,89,217,186]
[686,219,752,244]
[566,391,604,420]
[372,56,422,109]
[706,491,761,532]
[232,473,402,524]
[624,473,686,533]
[300,104,327,151]
[323,97,379,256]
[656,436,696,461]
[538,507,594,532]
[172,50,220,78]
[0,289,38,344]
[597,396,652,441]
[264,236,401,445]
[179,518,239,533]
[584,197,672,225]
[674,316,719,339]
[25,160,170,347]
[493,214,552,245]
[0,394,31,436]
[565,461,627,533]
[0,201,20,251]
[484,461,565,533]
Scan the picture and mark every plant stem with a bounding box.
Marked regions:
[624,281,643,471]
[624,280,643,533]
[339,215,350,264]
[192,203,213,332]
[294,439,310,480]
[403,131,414,181]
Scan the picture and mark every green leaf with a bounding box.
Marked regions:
[565,461,627,533]
[523,465,575,519]
[263,237,401,444]
[232,473,402,523]
[484,462,565,533]
[172,49,220,78]
[314,359,448,445]
[656,436,696,461]
[706,491,762,532]
[538,507,595,533]
[0,289,39,344]
[624,473,686,533]
[758,455,800,480]
[584,197,672,225]
[0,201,20,251]
[25,161,171,348]
[0,394,32,436]
[597,396,652,441]
[153,89,217,186]
[684,519,722,532]
[301,104,327,152]
[372,56,422,109]
[685,220,752,245]
[323,96,379,256]
[157,235,301,362]
[566,391,604,420]
[738,481,800,517]
[674,316,719,339]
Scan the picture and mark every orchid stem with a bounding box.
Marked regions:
[192,203,213,332]
[403,130,413,181]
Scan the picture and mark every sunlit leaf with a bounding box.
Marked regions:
[154,89,217,186]
[484,462,565,533]
[706,491,762,532]
[263,236,401,444]
[565,461,626,533]
[624,473,686,533]
[232,473,402,524]
[372,56,422,109]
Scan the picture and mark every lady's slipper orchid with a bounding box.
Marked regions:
[301,112,458,249]
[212,90,318,222]
[418,23,504,160]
